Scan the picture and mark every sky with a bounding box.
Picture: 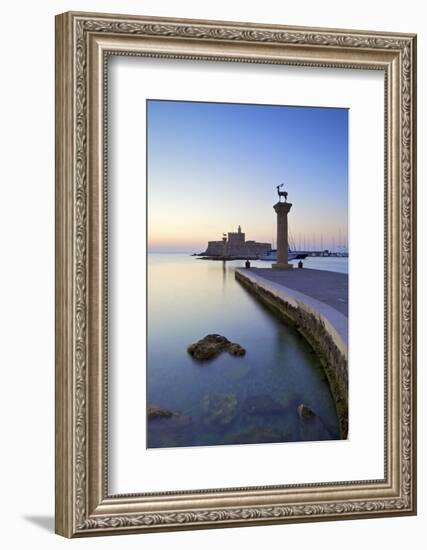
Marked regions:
[147,100,348,253]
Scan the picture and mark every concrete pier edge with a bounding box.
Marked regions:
[235,268,348,439]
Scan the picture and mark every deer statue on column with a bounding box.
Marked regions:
[276,184,288,202]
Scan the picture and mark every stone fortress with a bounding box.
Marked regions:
[203,225,271,259]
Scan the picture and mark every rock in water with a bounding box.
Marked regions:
[148,406,173,420]
[202,392,238,426]
[187,334,246,361]
[227,342,246,356]
[297,404,315,420]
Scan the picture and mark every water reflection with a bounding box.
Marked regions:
[222,260,227,288]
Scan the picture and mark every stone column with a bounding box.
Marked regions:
[272,201,293,270]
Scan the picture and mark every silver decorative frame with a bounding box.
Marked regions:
[55,11,417,537]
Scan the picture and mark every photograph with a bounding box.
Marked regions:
[52,8,416,539]
[146,99,349,449]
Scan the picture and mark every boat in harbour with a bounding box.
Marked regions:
[258,249,308,261]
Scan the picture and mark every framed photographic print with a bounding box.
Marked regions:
[55,11,417,537]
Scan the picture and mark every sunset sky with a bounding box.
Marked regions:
[147,100,348,253]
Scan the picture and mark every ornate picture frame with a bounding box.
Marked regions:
[55,11,417,537]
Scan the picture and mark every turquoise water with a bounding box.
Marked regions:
[147,254,347,448]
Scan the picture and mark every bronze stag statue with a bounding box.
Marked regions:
[276,184,288,202]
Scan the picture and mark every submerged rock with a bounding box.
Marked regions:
[242,395,286,416]
[147,413,194,448]
[187,334,246,361]
[148,405,173,420]
[202,392,238,426]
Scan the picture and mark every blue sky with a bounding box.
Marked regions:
[147,99,348,252]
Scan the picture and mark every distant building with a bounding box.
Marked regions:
[204,225,271,258]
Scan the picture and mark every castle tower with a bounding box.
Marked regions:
[228,226,245,245]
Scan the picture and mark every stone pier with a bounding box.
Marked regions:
[272,201,293,270]
[235,267,348,439]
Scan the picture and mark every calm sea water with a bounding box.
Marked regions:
[147,254,348,448]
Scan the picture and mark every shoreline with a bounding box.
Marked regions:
[235,268,348,439]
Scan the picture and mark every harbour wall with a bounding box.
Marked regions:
[235,268,348,439]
